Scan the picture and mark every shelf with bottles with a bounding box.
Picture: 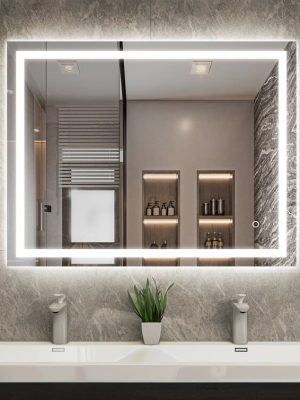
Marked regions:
[199,230,235,267]
[149,239,171,249]
[197,170,235,267]
[142,170,180,266]
[143,229,178,267]
[145,200,177,217]
[203,231,226,249]
[143,237,177,267]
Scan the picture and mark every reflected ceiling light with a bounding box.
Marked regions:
[191,61,212,75]
[199,173,233,180]
[143,173,178,180]
[58,60,80,75]
[33,128,40,133]
[179,118,192,133]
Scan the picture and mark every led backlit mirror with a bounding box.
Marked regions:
[7,41,296,267]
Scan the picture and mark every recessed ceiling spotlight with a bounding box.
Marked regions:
[58,60,80,75]
[191,61,212,75]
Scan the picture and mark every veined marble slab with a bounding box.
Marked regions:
[254,41,296,266]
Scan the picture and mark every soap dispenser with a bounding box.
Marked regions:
[232,294,250,345]
[167,201,175,216]
[161,203,167,216]
[152,201,160,216]
[49,294,68,345]
[161,240,168,249]
[217,232,224,249]
[146,202,152,216]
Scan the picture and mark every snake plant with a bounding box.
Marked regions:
[128,278,174,322]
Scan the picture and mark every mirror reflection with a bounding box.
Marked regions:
[7,41,296,267]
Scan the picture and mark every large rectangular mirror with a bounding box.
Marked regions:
[7,41,296,267]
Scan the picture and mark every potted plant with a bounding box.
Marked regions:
[128,278,174,345]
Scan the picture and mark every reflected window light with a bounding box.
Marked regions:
[71,189,115,243]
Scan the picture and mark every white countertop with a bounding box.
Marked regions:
[0,341,299,382]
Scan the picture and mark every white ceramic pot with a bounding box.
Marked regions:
[141,322,162,345]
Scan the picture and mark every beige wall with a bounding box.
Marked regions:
[127,100,254,265]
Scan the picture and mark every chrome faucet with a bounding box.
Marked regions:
[49,294,68,345]
[232,294,250,345]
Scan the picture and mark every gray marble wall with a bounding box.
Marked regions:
[0,0,299,342]
[254,41,297,266]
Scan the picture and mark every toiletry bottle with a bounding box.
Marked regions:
[152,201,160,216]
[203,202,209,216]
[146,202,152,216]
[218,232,224,248]
[217,198,225,215]
[212,232,218,249]
[210,198,217,216]
[204,232,212,249]
[150,240,159,248]
[167,201,175,216]
[161,202,167,216]
[161,240,168,249]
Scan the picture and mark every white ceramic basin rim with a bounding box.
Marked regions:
[1,342,300,382]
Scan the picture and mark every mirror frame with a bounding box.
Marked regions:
[14,48,288,260]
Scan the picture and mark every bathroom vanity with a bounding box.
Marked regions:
[3,38,298,398]
[2,341,300,383]
[1,342,300,398]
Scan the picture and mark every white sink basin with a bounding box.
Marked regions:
[118,347,179,363]
[1,341,300,382]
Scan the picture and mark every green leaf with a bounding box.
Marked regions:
[127,278,174,322]
[128,290,143,320]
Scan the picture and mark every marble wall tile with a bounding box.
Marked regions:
[0,0,299,341]
[286,41,298,265]
[0,2,7,66]
[254,42,297,266]
[151,0,300,39]
[1,266,300,341]
[254,63,279,265]
[1,0,150,41]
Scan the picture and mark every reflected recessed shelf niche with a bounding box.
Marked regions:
[197,170,235,267]
[142,170,180,266]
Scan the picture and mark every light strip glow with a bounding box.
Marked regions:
[15,49,288,259]
[198,173,233,180]
[199,218,233,225]
[15,50,287,60]
[143,218,178,225]
[16,51,25,255]
[143,173,178,180]
[16,248,285,259]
